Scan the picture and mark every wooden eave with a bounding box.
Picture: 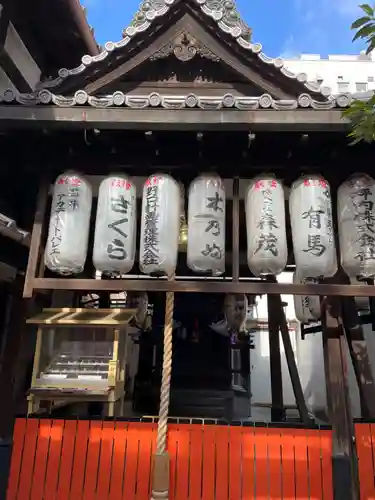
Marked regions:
[26,308,137,328]
[38,0,328,103]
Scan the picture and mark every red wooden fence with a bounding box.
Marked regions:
[355,423,375,500]
[6,417,333,500]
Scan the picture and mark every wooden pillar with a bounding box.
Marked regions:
[23,181,49,298]
[322,297,358,500]
[267,293,285,422]
[274,294,311,424]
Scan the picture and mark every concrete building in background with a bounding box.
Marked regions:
[285,50,375,95]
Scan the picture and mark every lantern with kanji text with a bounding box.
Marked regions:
[139,174,181,277]
[289,175,337,279]
[246,174,288,276]
[44,171,92,275]
[187,174,226,275]
[93,175,136,275]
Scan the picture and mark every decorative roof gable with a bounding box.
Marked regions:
[35,0,330,100]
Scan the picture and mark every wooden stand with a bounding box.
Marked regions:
[26,308,136,417]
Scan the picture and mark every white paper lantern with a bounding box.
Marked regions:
[338,173,375,278]
[289,175,337,279]
[139,173,180,276]
[187,174,226,275]
[93,175,136,275]
[246,175,288,276]
[293,273,321,323]
[45,171,92,275]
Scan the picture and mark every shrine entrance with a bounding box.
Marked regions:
[2,0,375,499]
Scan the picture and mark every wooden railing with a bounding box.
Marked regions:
[6,417,333,500]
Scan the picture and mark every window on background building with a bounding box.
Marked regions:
[338,81,350,92]
[368,76,374,82]
[356,82,368,92]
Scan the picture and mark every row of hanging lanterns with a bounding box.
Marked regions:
[44,171,375,286]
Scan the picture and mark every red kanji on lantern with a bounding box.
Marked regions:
[304,179,310,187]
[111,179,123,188]
[269,179,277,188]
[255,180,265,189]
[126,182,132,190]
[320,179,327,188]
[70,177,81,187]
[57,176,68,185]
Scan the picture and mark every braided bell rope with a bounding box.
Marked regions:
[156,275,175,454]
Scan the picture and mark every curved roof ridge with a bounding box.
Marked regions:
[37,0,331,99]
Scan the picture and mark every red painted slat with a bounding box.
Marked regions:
[294,428,309,500]
[174,424,189,500]
[44,420,64,500]
[17,418,39,500]
[122,422,140,500]
[6,418,27,500]
[56,420,77,500]
[97,421,115,500]
[82,420,102,500]
[241,426,255,500]
[108,421,128,500]
[201,425,215,500]
[30,419,52,500]
[70,420,90,499]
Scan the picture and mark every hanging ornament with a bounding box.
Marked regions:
[139,173,180,276]
[224,293,248,331]
[289,174,337,279]
[338,173,375,278]
[93,175,136,275]
[187,173,225,275]
[44,171,92,275]
[246,174,288,276]
[293,273,321,323]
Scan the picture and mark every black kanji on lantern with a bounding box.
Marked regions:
[303,235,326,257]
[105,195,131,261]
[107,239,127,260]
[205,219,221,236]
[50,194,67,256]
[142,186,160,266]
[255,233,278,256]
[201,243,223,260]
[302,206,325,229]
[206,192,224,212]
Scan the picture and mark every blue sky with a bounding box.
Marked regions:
[82,0,366,57]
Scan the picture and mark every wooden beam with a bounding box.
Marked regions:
[275,294,311,424]
[322,298,358,500]
[23,181,49,298]
[341,296,375,419]
[31,277,375,296]
[267,294,285,422]
[0,106,349,132]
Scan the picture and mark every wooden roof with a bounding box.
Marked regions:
[24,0,329,103]
[7,0,99,78]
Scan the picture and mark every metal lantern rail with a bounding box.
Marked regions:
[27,173,375,297]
